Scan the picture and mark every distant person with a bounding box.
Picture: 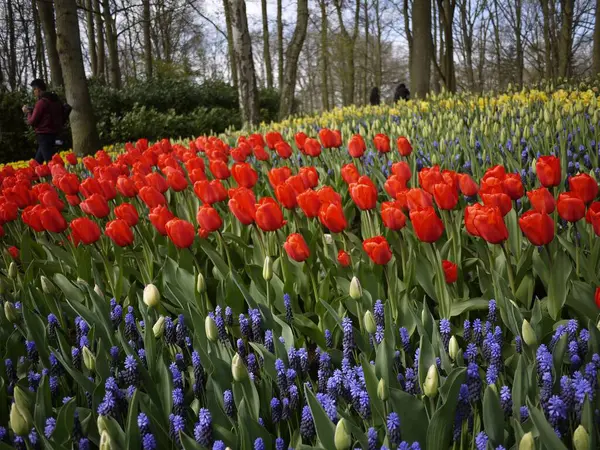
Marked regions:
[394,83,410,102]
[22,79,71,163]
[369,87,381,106]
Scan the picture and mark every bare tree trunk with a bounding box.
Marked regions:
[515,0,523,87]
[558,0,574,79]
[411,0,431,98]
[32,0,46,81]
[277,0,284,89]
[6,0,17,89]
[222,0,238,88]
[374,0,382,89]
[54,0,100,156]
[279,0,309,118]
[459,0,475,90]
[319,0,329,110]
[102,0,121,88]
[143,0,152,79]
[477,17,488,91]
[334,0,360,105]
[437,0,456,92]
[539,0,553,80]
[403,0,413,80]
[94,0,105,82]
[37,0,64,88]
[261,0,274,89]
[86,0,98,78]
[490,0,502,89]
[228,0,260,126]
[363,0,369,104]
[593,0,600,74]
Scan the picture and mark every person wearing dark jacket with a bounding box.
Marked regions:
[22,79,66,163]
[393,83,410,102]
[369,87,381,106]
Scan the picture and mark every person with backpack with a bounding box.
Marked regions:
[22,79,71,163]
[393,83,410,102]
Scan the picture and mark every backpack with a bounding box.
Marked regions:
[62,102,72,125]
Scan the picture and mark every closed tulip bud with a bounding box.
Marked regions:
[83,346,96,371]
[153,316,165,338]
[334,418,351,450]
[41,276,54,294]
[323,234,333,245]
[94,284,103,297]
[10,402,32,436]
[8,262,17,278]
[196,273,206,294]
[14,386,31,412]
[143,284,160,308]
[232,353,248,381]
[4,301,18,323]
[573,425,589,450]
[377,378,389,401]
[449,336,459,360]
[263,256,273,281]
[363,310,376,334]
[423,365,439,398]
[597,319,600,331]
[205,316,218,342]
[519,432,534,450]
[99,430,113,450]
[522,319,537,347]
[349,276,362,300]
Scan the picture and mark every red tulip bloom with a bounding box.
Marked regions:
[294,132,308,151]
[209,160,231,180]
[557,192,586,222]
[349,177,377,210]
[105,219,134,246]
[8,246,19,259]
[586,202,600,227]
[268,167,292,187]
[299,167,319,189]
[459,174,479,197]
[317,186,342,205]
[596,287,600,309]
[255,197,286,231]
[297,189,321,218]
[197,204,222,233]
[284,233,311,262]
[80,193,110,218]
[165,169,189,192]
[116,176,138,198]
[442,260,458,283]
[337,249,351,267]
[194,180,227,205]
[275,182,298,210]
[502,173,524,200]
[145,172,168,194]
[481,192,512,216]
[396,136,412,156]
[228,188,257,225]
[66,195,81,206]
[433,183,459,210]
[519,210,554,246]
[471,205,508,244]
[569,173,598,204]
[39,189,65,211]
[363,236,393,265]
[149,205,175,236]
[275,141,293,159]
[57,173,80,195]
[341,164,360,185]
[384,175,407,199]
[79,177,104,198]
[527,187,555,214]
[65,152,78,165]
[40,206,68,233]
[22,205,44,232]
[409,207,444,243]
[319,202,347,233]
[165,218,195,248]
[348,135,366,158]
[406,188,433,211]
[139,186,166,208]
[419,166,444,194]
[303,138,322,157]
[231,162,258,189]
[265,131,283,149]
[482,165,506,182]
[114,203,139,227]
[373,134,391,153]
[536,156,561,187]
[319,128,338,149]
[70,217,101,245]
[99,179,117,201]
[391,161,411,183]
[381,201,407,230]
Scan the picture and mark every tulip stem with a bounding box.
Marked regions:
[501,244,516,297]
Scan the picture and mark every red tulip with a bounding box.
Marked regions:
[114,203,139,227]
[80,194,110,218]
[197,204,222,234]
[341,164,360,185]
[294,132,308,151]
[419,166,444,194]
[39,206,67,233]
[139,186,166,208]
[557,192,586,222]
[116,176,138,198]
[145,172,168,194]
[253,145,270,161]
[303,138,322,157]
[481,192,512,216]
[596,287,600,309]
[406,188,433,211]
[442,260,458,283]
[65,152,78,165]
[8,246,19,259]
[348,135,366,158]
[79,177,103,198]
[296,189,320,218]
[165,169,189,192]
[391,162,411,183]
[66,195,81,206]
[70,217,101,245]
[284,233,310,262]
[363,236,393,265]
[381,201,407,230]
[57,173,80,195]
[99,180,117,201]
[194,180,227,205]
[337,249,351,267]
[317,186,342,205]
[586,202,600,232]
[265,131,283,149]
[536,156,561,187]
[433,183,459,210]
[231,163,258,189]
[299,167,319,189]
[255,197,286,231]
[527,187,555,214]
[349,177,377,210]
[275,141,293,159]
[459,174,479,197]
[39,189,65,211]
[22,205,44,232]
[165,218,195,248]
[373,134,391,153]
[228,188,257,225]
[519,210,554,246]
[275,182,298,210]
[384,175,407,199]
[268,167,292,187]
[209,160,230,180]
[502,173,524,200]
[105,219,134,246]
[319,202,347,233]
[319,129,338,149]
[569,173,598,204]
[149,205,174,236]
[482,165,506,182]
[396,136,412,156]
[471,205,509,244]
[409,207,444,243]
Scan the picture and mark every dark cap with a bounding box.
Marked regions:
[30,79,47,91]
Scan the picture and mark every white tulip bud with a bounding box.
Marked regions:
[196,273,206,294]
[232,353,248,382]
[99,429,113,450]
[263,256,273,281]
[449,336,459,360]
[8,262,17,279]
[522,320,537,347]
[143,284,160,308]
[94,284,103,297]
[153,316,165,338]
[4,302,18,323]
[83,346,96,371]
[323,234,333,245]
[573,425,589,450]
[10,402,32,436]
[363,310,376,334]
[349,277,362,300]
[334,418,351,450]
[41,276,54,294]
[377,378,389,401]
[205,315,218,342]
[423,365,439,398]
[519,432,534,450]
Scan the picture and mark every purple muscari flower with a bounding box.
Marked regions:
[224,307,233,326]
[288,348,300,373]
[579,329,589,356]
[547,395,567,426]
[170,363,183,390]
[111,304,123,329]
[297,348,309,376]
[192,351,205,398]
[194,408,212,447]
[453,384,471,442]
[573,372,594,406]
[567,319,579,341]
[520,405,529,422]
[489,341,502,367]
[47,314,58,339]
[247,354,259,378]
[375,326,385,344]
[164,317,175,344]
[541,372,553,406]
[439,319,451,350]
[560,375,574,412]
[284,294,293,324]
[405,368,420,395]
[223,389,234,417]
[413,348,420,370]
[214,314,227,343]
[275,437,285,450]
[464,343,478,362]
[368,427,378,450]
[374,300,384,327]
[500,386,512,416]
[169,413,185,445]
[25,341,38,363]
[536,345,553,376]
[487,299,497,323]
[239,314,251,340]
[236,338,246,361]
[463,320,471,342]
[249,309,262,343]
[265,330,274,353]
[175,314,187,346]
[327,371,343,399]
[213,442,226,450]
[97,390,117,416]
[515,336,522,354]
[281,397,290,421]
[137,349,147,368]
[467,363,481,402]
[473,319,482,344]
[289,384,300,411]
[549,325,566,351]
[254,438,265,450]
[71,347,82,370]
[138,413,151,435]
[14,436,25,450]
[317,393,338,422]
[475,432,488,450]
[399,327,410,353]
[300,406,315,440]
[142,434,157,450]
[172,388,184,415]
[49,376,58,396]
[387,412,401,446]
[358,390,371,419]
[123,355,139,387]
[342,317,355,360]
[271,397,282,423]
[325,329,333,348]
[569,340,581,369]
[79,438,90,450]
[44,417,56,438]
[125,308,139,344]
